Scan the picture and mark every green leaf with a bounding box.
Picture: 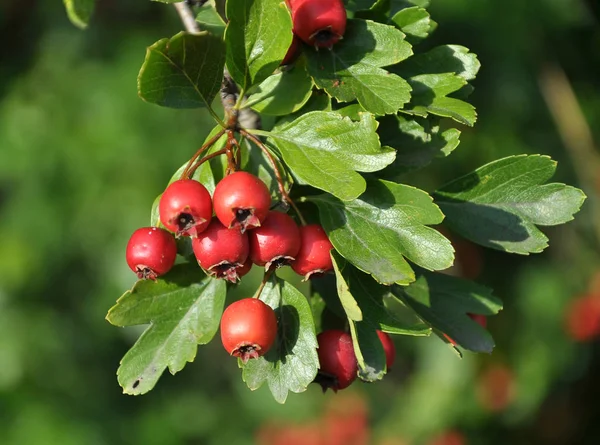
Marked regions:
[242,278,319,403]
[245,60,314,116]
[264,111,395,201]
[137,32,226,110]
[349,321,386,381]
[308,179,454,285]
[106,264,226,395]
[397,45,481,82]
[331,252,363,322]
[63,0,94,29]
[392,270,502,353]
[344,0,378,12]
[225,0,293,91]
[434,155,587,254]
[306,19,413,115]
[405,73,477,126]
[272,92,332,130]
[391,6,434,42]
[378,114,461,177]
[196,1,227,37]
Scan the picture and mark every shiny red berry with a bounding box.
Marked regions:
[377,330,396,370]
[315,330,357,392]
[192,218,249,282]
[236,258,253,279]
[281,35,301,65]
[288,0,347,48]
[159,179,212,237]
[213,172,271,233]
[126,227,177,280]
[220,298,278,363]
[291,224,333,279]
[248,211,301,268]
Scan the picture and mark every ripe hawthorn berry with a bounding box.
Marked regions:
[315,329,357,392]
[291,224,333,279]
[192,218,249,282]
[377,330,396,370]
[213,171,271,233]
[288,0,347,48]
[126,227,177,280]
[248,211,301,269]
[159,179,212,237]
[220,298,278,362]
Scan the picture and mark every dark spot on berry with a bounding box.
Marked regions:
[313,28,335,45]
[235,208,252,223]
[177,212,195,231]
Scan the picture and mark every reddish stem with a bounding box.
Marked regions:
[240,130,307,226]
[181,129,226,180]
[187,147,228,178]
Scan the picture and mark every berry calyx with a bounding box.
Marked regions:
[291,224,333,279]
[287,0,347,48]
[220,298,278,363]
[248,211,301,269]
[213,172,271,233]
[376,330,396,370]
[126,227,177,280]
[281,35,301,65]
[159,179,212,237]
[192,218,249,282]
[315,329,357,392]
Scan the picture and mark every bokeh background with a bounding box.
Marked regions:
[1,0,600,444]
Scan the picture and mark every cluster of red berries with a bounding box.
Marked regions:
[282,0,347,64]
[125,171,335,283]
[316,329,396,392]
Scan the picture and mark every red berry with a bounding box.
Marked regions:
[377,330,396,370]
[220,298,278,363]
[469,313,487,328]
[236,258,253,279]
[213,172,271,233]
[192,218,249,282]
[281,35,301,65]
[159,179,212,237]
[291,224,333,279]
[288,0,347,48]
[126,227,177,280]
[248,211,301,268]
[315,330,357,392]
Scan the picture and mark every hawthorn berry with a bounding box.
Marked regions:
[220,298,278,363]
[213,171,271,232]
[192,218,249,282]
[125,227,177,280]
[377,330,396,370]
[236,258,253,279]
[248,211,301,269]
[315,329,357,392]
[288,0,347,48]
[159,179,212,237]
[291,224,333,279]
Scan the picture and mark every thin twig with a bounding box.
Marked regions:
[253,268,275,299]
[187,148,228,178]
[174,2,201,33]
[181,128,226,179]
[240,130,307,226]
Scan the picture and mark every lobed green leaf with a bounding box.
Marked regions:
[106,264,226,395]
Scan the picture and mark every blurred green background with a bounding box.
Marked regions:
[1,0,600,444]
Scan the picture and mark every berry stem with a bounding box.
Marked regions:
[181,129,227,180]
[225,130,240,175]
[253,268,275,299]
[186,147,228,178]
[240,130,307,226]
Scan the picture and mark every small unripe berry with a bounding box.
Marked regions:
[192,218,249,282]
[315,329,357,392]
[291,224,333,279]
[159,179,212,237]
[288,0,347,48]
[126,227,177,280]
[248,211,301,269]
[213,172,271,233]
[376,330,396,370]
[220,298,278,363]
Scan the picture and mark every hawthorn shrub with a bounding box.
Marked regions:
[64,0,586,402]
